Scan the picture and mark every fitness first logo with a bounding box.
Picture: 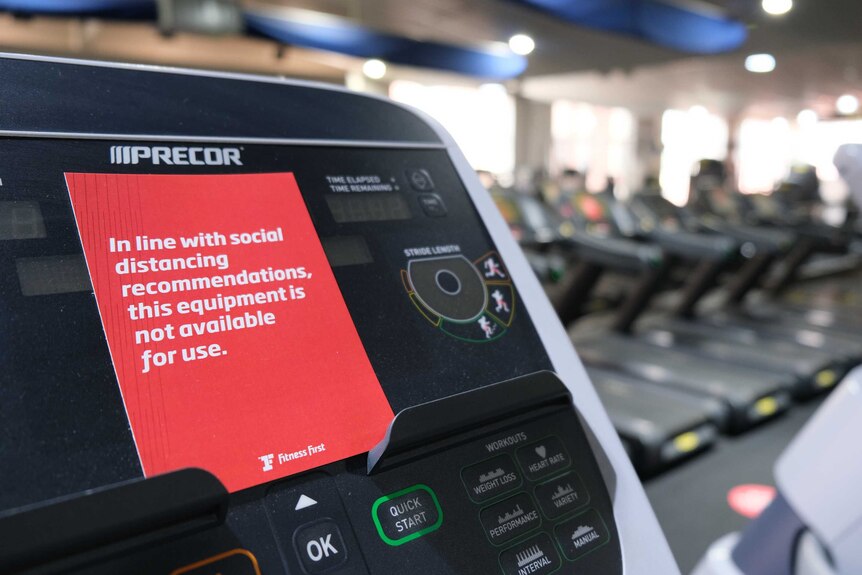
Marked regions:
[109,145,243,166]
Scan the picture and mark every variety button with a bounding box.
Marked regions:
[293,520,348,573]
[479,493,542,546]
[499,533,561,575]
[372,484,443,546]
[516,437,571,481]
[461,454,522,503]
[554,508,611,562]
[534,472,589,520]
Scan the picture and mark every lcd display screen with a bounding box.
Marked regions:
[325,192,411,223]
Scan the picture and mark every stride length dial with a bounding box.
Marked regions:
[402,252,515,343]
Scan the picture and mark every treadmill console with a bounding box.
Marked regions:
[0,55,676,575]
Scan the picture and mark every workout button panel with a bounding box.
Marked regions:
[479,492,541,546]
[516,436,571,481]
[461,454,522,504]
[499,533,561,575]
[372,484,442,546]
[554,508,611,562]
[534,472,589,520]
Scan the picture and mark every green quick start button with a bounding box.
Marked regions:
[372,484,443,546]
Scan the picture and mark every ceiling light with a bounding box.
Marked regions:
[762,0,793,16]
[837,94,859,115]
[797,109,818,126]
[745,53,776,73]
[362,59,387,80]
[508,34,535,56]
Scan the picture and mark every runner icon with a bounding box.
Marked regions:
[483,257,506,279]
[491,289,510,313]
[478,316,497,339]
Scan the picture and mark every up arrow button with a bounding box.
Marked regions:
[296,494,318,510]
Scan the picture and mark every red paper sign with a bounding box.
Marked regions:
[66,172,393,492]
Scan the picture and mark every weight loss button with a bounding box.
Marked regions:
[372,485,443,546]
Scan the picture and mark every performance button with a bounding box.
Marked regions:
[554,508,611,562]
[499,534,560,575]
[516,437,571,481]
[372,485,443,546]
[534,472,588,520]
[480,493,541,546]
[461,454,522,504]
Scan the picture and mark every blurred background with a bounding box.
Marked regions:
[0,0,859,208]
[3,3,861,571]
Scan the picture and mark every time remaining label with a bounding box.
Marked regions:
[66,172,393,492]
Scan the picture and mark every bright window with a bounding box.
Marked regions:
[551,101,636,197]
[389,81,515,175]
[660,108,729,205]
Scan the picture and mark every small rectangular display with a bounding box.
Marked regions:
[322,235,374,267]
[16,255,91,296]
[65,172,394,492]
[0,200,47,240]
[326,192,411,223]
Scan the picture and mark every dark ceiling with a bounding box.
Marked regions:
[261,0,862,78]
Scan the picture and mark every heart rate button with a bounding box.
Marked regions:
[516,437,571,481]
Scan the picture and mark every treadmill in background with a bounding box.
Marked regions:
[491,189,723,473]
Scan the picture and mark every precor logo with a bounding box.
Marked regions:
[109,145,243,166]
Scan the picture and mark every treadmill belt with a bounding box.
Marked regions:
[644,398,824,573]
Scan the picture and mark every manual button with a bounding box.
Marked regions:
[480,492,541,546]
[516,436,571,481]
[462,454,522,504]
[372,484,442,546]
[554,508,611,562]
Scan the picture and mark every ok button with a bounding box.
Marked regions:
[293,519,348,573]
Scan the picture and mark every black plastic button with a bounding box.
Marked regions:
[407,256,486,322]
[418,193,447,217]
[479,492,541,546]
[534,472,589,520]
[499,533,561,575]
[516,436,571,481]
[461,454,522,504]
[372,485,442,546]
[554,508,611,562]
[265,472,367,574]
[406,168,434,191]
[293,520,348,573]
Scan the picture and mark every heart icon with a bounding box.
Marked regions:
[535,445,547,459]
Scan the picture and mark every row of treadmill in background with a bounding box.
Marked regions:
[490,161,862,476]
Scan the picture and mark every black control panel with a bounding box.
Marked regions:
[0,56,624,575]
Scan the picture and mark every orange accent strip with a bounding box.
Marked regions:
[401,269,413,293]
[171,548,261,575]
